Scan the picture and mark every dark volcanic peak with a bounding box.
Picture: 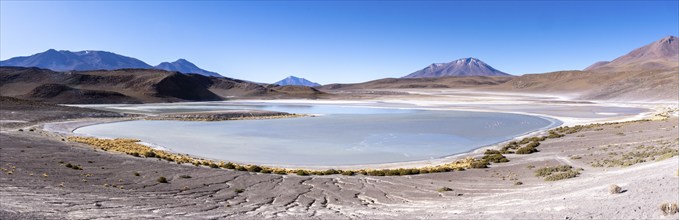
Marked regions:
[0,49,152,71]
[154,59,222,77]
[273,76,321,87]
[585,35,679,71]
[403,57,511,78]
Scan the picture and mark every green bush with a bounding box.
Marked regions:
[274,170,287,175]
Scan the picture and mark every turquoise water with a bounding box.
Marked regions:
[74,103,560,166]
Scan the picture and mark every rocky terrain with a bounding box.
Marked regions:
[0,100,677,219]
[0,67,328,104]
[585,36,678,72]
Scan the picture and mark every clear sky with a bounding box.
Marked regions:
[1,1,678,84]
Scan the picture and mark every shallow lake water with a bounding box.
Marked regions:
[74,103,562,166]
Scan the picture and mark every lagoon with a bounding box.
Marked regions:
[74,102,561,166]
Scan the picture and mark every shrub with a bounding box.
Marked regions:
[234,188,244,194]
[609,184,622,194]
[143,151,156,158]
[547,131,564,138]
[543,170,580,181]
[236,166,247,171]
[535,165,573,177]
[385,169,400,176]
[179,175,192,179]
[437,187,453,192]
[274,170,287,175]
[295,170,309,176]
[341,170,355,176]
[130,152,140,157]
[525,141,540,148]
[514,181,523,185]
[470,160,490,169]
[482,153,509,163]
[367,170,386,176]
[516,146,538,154]
[484,149,501,155]
[660,203,678,215]
[323,169,340,175]
[157,176,168,183]
[247,165,263,172]
[133,172,140,176]
[260,169,272,174]
[221,162,236,169]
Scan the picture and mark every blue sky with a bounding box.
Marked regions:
[1,1,677,84]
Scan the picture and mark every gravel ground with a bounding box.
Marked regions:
[1,113,677,219]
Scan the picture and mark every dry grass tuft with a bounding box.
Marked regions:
[660,203,678,215]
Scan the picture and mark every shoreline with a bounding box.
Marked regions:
[39,98,672,170]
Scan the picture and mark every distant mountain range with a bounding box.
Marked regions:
[0,49,222,77]
[403,57,510,78]
[585,35,678,72]
[274,76,321,87]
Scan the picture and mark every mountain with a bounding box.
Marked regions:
[403,57,511,78]
[0,67,328,104]
[585,35,679,72]
[0,49,152,71]
[155,59,222,77]
[274,76,321,87]
[1,50,223,77]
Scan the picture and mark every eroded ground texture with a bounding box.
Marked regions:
[1,112,678,219]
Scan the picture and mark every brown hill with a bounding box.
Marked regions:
[491,68,679,101]
[585,36,678,72]
[0,67,327,104]
[318,76,513,90]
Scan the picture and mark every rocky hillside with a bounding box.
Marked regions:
[585,36,678,72]
[0,67,327,104]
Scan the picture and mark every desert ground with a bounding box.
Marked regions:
[1,90,678,219]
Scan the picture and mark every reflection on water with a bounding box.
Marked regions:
[75,103,560,166]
